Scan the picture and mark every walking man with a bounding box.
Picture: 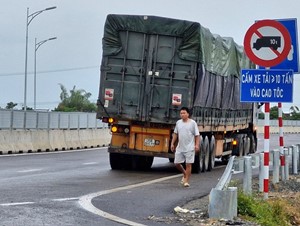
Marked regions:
[171,107,200,187]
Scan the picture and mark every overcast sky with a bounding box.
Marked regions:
[0,0,299,111]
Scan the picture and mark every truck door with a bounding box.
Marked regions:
[144,34,198,123]
[99,31,198,124]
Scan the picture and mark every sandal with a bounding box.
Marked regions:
[180,176,186,184]
[183,182,190,187]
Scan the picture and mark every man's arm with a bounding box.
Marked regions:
[170,133,178,152]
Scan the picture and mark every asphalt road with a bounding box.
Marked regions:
[0,133,299,226]
[0,148,225,226]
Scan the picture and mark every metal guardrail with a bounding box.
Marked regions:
[221,144,300,196]
[209,144,300,220]
[215,156,236,190]
[0,109,108,130]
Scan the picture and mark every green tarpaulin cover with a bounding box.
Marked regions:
[102,14,255,77]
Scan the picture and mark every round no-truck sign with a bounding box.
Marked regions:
[244,20,291,67]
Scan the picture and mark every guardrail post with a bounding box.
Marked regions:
[280,153,286,181]
[292,145,299,174]
[298,144,300,171]
[209,156,237,220]
[273,149,280,184]
[259,153,264,192]
[284,148,290,181]
[208,187,237,220]
[243,156,252,195]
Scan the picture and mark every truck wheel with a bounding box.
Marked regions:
[144,156,154,169]
[221,155,230,164]
[109,153,122,170]
[203,136,210,172]
[238,135,244,156]
[135,156,154,171]
[249,134,257,153]
[192,138,204,174]
[243,136,250,155]
[208,136,216,171]
[110,153,133,170]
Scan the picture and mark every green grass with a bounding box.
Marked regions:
[238,192,291,226]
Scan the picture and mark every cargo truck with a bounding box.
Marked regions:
[97,14,258,173]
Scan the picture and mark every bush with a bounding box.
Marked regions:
[238,192,290,226]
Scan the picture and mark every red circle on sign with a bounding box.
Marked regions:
[244,20,291,67]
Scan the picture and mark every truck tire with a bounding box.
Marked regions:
[192,138,204,174]
[208,136,216,171]
[109,153,132,170]
[135,156,154,171]
[203,136,210,172]
[221,155,230,164]
[249,134,257,153]
[109,153,122,170]
[238,135,244,156]
[243,136,250,156]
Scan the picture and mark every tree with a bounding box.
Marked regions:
[259,106,280,119]
[54,84,97,112]
[5,102,18,109]
[269,106,279,119]
[259,105,289,120]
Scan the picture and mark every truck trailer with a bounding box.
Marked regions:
[97,14,257,173]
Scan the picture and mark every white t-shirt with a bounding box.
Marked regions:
[174,119,200,153]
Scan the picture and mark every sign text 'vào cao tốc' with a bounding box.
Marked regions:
[240,69,293,103]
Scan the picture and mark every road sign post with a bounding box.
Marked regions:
[243,19,294,199]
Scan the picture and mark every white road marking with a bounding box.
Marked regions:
[78,174,182,226]
[0,197,80,207]
[17,168,43,173]
[52,197,79,202]
[0,174,181,225]
[82,162,98,165]
[0,202,35,206]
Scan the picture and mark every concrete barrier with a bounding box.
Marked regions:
[31,130,51,152]
[95,129,111,146]
[79,129,97,148]
[11,130,34,154]
[49,130,68,151]
[0,129,111,155]
[64,130,83,150]
[78,129,110,148]
[0,130,14,154]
